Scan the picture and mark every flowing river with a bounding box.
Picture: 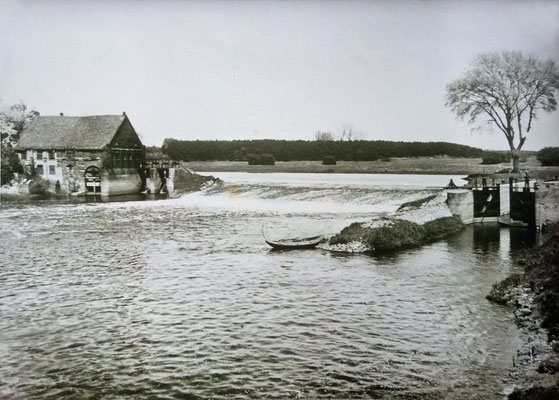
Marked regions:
[0,173,536,399]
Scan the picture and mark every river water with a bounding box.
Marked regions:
[0,173,535,399]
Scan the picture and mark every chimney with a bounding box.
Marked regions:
[122,111,126,116]
[60,112,64,116]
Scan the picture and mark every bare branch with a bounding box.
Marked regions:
[445,51,559,170]
[338,123,362,141]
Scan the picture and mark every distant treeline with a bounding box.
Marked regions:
[161,139,484,161]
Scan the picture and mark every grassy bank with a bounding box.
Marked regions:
[171,168,219,196]
[182,157,559,177]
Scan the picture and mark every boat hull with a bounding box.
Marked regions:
[264,235,323,250]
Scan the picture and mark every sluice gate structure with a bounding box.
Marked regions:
[139,160,181,194]
[446,177,540,229]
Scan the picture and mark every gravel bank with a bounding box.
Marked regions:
[488,223,559,399]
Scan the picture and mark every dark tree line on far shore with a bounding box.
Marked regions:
[160,139,484,162]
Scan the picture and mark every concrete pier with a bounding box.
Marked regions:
[446,190,474,224]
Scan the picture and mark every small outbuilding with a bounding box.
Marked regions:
[15,113,145,196]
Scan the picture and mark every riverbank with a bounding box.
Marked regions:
[488,223,559,399]
[169,168,219,197]
[183,157,559,178]
[0,168,218,203]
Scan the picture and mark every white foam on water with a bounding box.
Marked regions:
[172,188,399,214]
[7,173,460,217]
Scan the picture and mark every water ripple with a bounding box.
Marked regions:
[0,179,527,399]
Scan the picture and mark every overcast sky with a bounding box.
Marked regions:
[1,0,558,150]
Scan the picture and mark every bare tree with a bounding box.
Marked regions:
[338,123,362,141]
[446,51,559,173]
[313,131,335,141]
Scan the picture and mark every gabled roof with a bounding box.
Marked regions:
[15,115,127,150]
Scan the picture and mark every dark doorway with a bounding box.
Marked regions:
[84,166,101,195]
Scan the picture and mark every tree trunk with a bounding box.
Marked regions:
[511,150,521,173]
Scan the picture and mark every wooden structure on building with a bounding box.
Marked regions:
[15,113,145,196]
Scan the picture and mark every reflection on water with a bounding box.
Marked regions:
[1,192,169,207]
[0,173,533,399]
[471,223,536,265]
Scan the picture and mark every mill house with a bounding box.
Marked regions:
[15,113,146,196]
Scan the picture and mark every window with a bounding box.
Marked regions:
[49,165,56,175]
[48,151,55,160]
[21,152,27,160]
[36,151,43,159]
[37,165,44,175]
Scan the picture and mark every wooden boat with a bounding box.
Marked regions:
[264,235,323,250]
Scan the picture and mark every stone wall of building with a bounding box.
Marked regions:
[18,149,143,196]
[536,181,559,229]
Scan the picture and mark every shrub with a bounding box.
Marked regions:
[329,219,426,252]
[508,385,559,400]
[28,178,51,196]
[322,155,337,165]
[536,147,559,166]
[0,144,23,185]
[329,222,370,246]
[363,219,426,251]
[329,216,466,254]
[480,151,511,164]
[145,146,169,162]
[486,274,524,305]
[423,216,464,242]
[247,153,275,165]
